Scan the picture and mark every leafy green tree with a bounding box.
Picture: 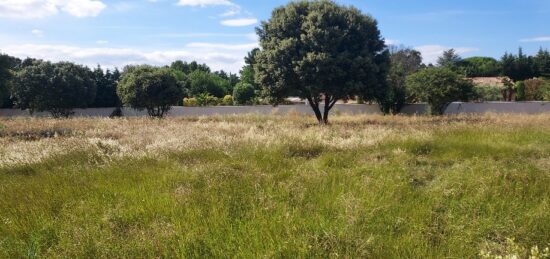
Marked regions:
[460,57,501,77]
[233,82,256,105]
[255,0,389,124]
[380,47,422,114]
[117,65,183,117]
[501,48,536,81]
[437,49,462,69]
[0,54,22,108]
[406,67,475,115]
[240,48,260,88]
[91,66,121,107]
[534,48,550,78]
[170,60,210,74]
[187,70,229,98]
[12,61,96,117]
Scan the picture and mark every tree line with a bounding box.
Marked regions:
[1,0,549,123]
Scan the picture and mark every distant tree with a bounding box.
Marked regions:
[0,54,23,108]
[380,47,422,114]
[460,57,501,77]
[437,49,462,69]
[91,66,121,107]
[515,81,526,101]
[117,65,183,117]
[233,82,256,105]
[501,48,536,81]
[171,60,210,74]
[255,0,389,124]
[240,48,260,89]
[534,48,550,78]
[12,61,96,117]
[0,54,12,108]
[187,70,229,98]
[406,67,475,115]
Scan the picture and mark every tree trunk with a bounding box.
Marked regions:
[322,96,338,124]
[307,96,323,123]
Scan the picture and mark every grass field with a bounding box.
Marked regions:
[1,114,549,258]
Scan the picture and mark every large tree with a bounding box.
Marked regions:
[437,49,462,69]
[255,0,389,124]
[117,65,183,118]
[187,70,229,98]
[12,61,96,117]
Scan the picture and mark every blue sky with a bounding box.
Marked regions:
[0,0,549,73]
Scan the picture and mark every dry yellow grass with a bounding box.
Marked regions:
[1,113,549,258]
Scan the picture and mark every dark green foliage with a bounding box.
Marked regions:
[12,61,96,117]
[117,65,183,117]
[501,48,537,81]
[534,48,550,78]
[461,57,501,77]
[91,66,121,107]
[406,67,475,115]
[0,54,21,108]
[233,82,256,105]
[437,49,462,69]
[516,81,526,101]
[187,70,229,98]
[170,60,210,74]
[380,47,422,114]
[239,48,260,89]
[255,0,389,124]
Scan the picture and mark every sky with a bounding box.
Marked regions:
[0,0,549,73]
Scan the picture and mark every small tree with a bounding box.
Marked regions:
[255,0,389,124]
[406,67,475,115]
[12,61,96,118]
[117,65,182,118]
[233,82,256,105]
[380,47,423,114]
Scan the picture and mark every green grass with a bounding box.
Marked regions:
[0,116,549,258]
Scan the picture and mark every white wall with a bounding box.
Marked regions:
[1,102,549,117]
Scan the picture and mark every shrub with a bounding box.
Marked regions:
[406,67,475,115]
[196,93,220,106]
[233,82,256,105]
[222,95,234,106]
[473,85,505,102]
[117,65,183,118]
[183,97,198,107]
[515,81,526,101]
[523,78,550,101]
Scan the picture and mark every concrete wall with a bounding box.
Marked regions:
[1,102,549,117]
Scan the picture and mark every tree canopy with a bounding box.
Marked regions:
[12,61,96,117]
[380,47,423,114]
[407,67,475,115]
[117,65,183,117]
[255,0,389,124]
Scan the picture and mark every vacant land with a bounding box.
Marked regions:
[0,114,549,258]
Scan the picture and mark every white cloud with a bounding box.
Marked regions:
[0,42,258,73]
[520,36,550,43]
[96,40,108,44]
[220,18,257,27]
[385,39,399,45]
[0,0,106,19]
[177,0,233,7]
[31,29,44,37]
[414,45,479,65]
